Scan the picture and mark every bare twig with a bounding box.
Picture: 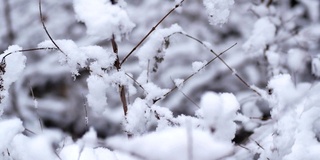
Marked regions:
[170,77,200,108]
[167,32,261,96]
[125,72,146,92]
[82,95,89,128]
[111,35,128,116]
[29,85,43,131]
[153,43,237,104]
[1,47,57,63]
[120,0,186,65]
[39,0,65,54]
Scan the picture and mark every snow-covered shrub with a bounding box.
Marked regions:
[1,0,320,160]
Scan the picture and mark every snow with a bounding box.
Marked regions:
[73,0,135,41]
[143,82,169,102]
[11,131,62,160]
[197,92,240,141]
[0,45,26,114]
[266,51,280,67]
[192,60,207,72]
[267,74,299,108]
[243,17,276,56]
[202,0,234,25]
[1,1,320,160]
[107,127,233,160]
[136,24,184,69]
[287,48,306,73]
[86,75,108,114]
[0,118,24,153]
[38,40,116,76]
[125,98,150,135]
[174,78,184,89]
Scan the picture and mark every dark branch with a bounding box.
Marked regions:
[120,0,186,65]
[39,0,65,55]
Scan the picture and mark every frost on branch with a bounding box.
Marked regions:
[136,24,184,70]
[202,0,234,26]
[73,0,135,41]
[243,74,320,159]
[38,40,116,76]
[0,45,26,115]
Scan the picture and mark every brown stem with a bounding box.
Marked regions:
[120,0,186,65]
[111,35,128,116]
[39,0,65,55]
[168,32,261,96]
[1,47,57,63]
[153,43,236,104]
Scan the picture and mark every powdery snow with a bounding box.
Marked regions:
[197,92,240,141]
[136,24,184,69]
[107,127,233,160]
[243,17,276,56]
[73,0,135,41]
[287,48,307,73]
[0,118,24,152]
[202,0,234,25]
[86,75,109,113]
[192,60,207,73]
[0,45,26,114]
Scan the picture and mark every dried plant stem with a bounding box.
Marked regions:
[170,77,200,108]
[1,47,57,63]
[153,43,237,103]
[168,32,261,96]
[39,0,66,55]
[120,0,186,65]
[111,35,128,116]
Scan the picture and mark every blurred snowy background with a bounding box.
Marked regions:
[1,0,320,159]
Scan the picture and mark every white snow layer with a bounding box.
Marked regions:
[0,118,24,152]
[107,127,233,160]
[197,92,240,141]
[202,0,234,25]
[73,0,135,41]
[136,24,184,69]
[38,39,116,76]
[243,17,276,56]
[287,48,307,73]
[0,45,26,115]
[86,75,109,114]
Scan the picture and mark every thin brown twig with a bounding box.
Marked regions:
[29,85,43,131]
[153,43,237,104]
[1,47,57,63]
[125,72,146,92]
[39,0,65,54]
[120,0,186,65]
[111,35,128,116]
[168,32,261,96]
[170,77,200,108]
